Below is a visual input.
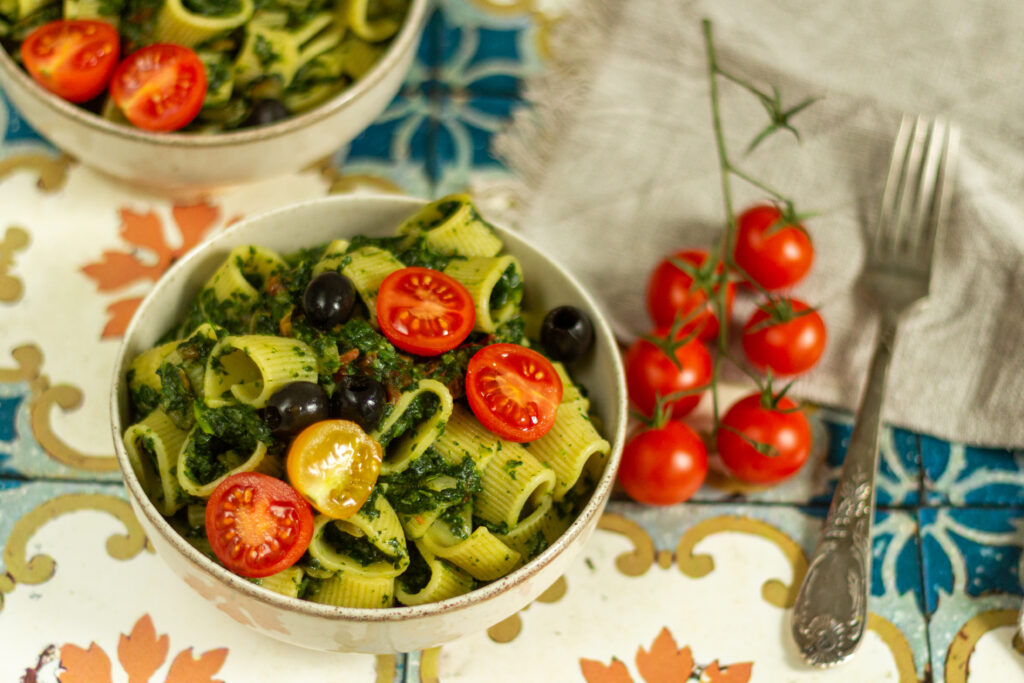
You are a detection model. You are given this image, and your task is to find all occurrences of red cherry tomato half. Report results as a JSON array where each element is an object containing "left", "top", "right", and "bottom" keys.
[
  {"left": 21, "top": 20, "right": 120, "bottom": 103},
  {"left": 742, "top": 298, "right": 826, "bottom": 376},
  {"left": 377, "top": 267, "right": 476, "bottom": 356},
  {"left": 618, "top": 420, "right": 708, "bottom": 505},
  {"left": 646, "top": 249, "right": 735, "bottom": 341},
  {"left": 624, "top": 330, "right": 712, "bottom": 419},
  {"left": 465, "top": 343, "right": 563, "bottom": 442},
  {"left": 734, "top": 204, "right": 814, "bottom": 290},
  {"left": 716, "top": 393, "right": 811, "bottom": 484},
  {"left": 110, "top": 44, "right": 207, "bottom": 131},
  {"left": 205, "top": 472, "right": 314, "bottom": 578}
]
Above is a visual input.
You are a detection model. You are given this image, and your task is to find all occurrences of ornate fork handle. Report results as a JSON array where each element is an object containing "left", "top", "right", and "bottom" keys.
[{"left": 791, "top": 313, "right": 899, "bottom": 666}]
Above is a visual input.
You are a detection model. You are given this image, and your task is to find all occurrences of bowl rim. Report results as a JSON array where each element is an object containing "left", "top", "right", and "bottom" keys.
[
  {"left": 0, "top": 0, "right": 428, "bottom": 148},
  {"left": 110, "top": 193, "right": 628, "bottom": 624}
]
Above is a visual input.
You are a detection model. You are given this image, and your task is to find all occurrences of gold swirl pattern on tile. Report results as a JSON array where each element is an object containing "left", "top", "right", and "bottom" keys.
[
  {"left": 0, "top": 493, "right": 149, "bottom": 611},
  {"left": 486, "top": 576, "right": 568, "bottom": 643},
  {"left": 0, "top": 152, "right": 72, "bottom": 192},
  {"left": 32, "top": 384, "right": 119, "bottom": 471},
  {"left": 597, "top": 513, "right": 656, "bottom": 577},
  {"left": 675, "top": 516, "right": 808, "bottom": 609},
  {"left": 0, "top": 344, "right": 118, "bottom": 472},
  {"left": 309, "top": 157, "right": 403, "bottom": 195},
  {"left": 375, "top": 654, "right": 397, "bottom": 683},
  {"left": 945, "top": 609, "right": 1020, "bottom": 683},
  {"left": 0, "top": 226, "right": 29, "bottom": 303},
  {"left": 865, "top": 613, "right": 917, "bottom": 683}
]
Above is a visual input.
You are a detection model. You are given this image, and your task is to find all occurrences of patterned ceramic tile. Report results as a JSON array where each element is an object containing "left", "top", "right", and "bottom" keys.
[
  {"left": 329, "top": 93, "right": 435, "bottom": 197},
  {"left": 435, "top": 0, "right": 550, "bottom": 96},
  {"left": 919, "top": 507, "right": 1024, "bottom": 681},
  {"left": 0, "top": 480, "right": 406, "bottom": 682},
  {"left": 922, "top": 435, "right": 1024, "bottom": 506},
  {"left": 432, "top": 94, "right": 519, "bottom": 196},
  {"left": 403, "top": 501, "right": 928, "bottom": 682}
]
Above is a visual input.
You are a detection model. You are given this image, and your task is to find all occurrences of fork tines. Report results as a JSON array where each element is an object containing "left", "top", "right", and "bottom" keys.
[{"left": 871, "top": 115, "right": 960, "bottom": 271}]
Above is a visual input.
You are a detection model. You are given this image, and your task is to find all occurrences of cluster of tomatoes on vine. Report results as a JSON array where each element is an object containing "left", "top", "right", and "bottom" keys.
[{"left": 618, "top": 204, "right": 828, "bottom": 505}]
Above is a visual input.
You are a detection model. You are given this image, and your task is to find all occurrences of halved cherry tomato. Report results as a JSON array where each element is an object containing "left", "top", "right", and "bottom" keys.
[
  {"left": 624, "top": 329, "right": 712, "bottom": 419},
  {"left": 286, "top": 419, "right": 383, "bottom": 519},
  {"left": 742, "top": 298, "right": 826, "bottom": 376},
  {"left": 734, "top": 204, "right": 814, "bottom": 290},
  {"left": 465, "top": 343, "right": 563, "bottom": 442},
  {"left": 110, "top": 44, "right": 207, "bottom": 131},
  {"left": 645, "top": 249, "right": 735, "bottom": 341},
  {"left": 205, "top": 472, "right": 314, "bottom": 578},
  {"left": 618, "top": 420, "right": 707, "bottom": 505},
  {"left": 21, "top": 20, "right": 120, "bottom": 103},
  {"left": 716, "top": 393, "right": 811, "bottom": 484},
  {"left": 377, "top": 267, "right": 475, "bottom": 357}
]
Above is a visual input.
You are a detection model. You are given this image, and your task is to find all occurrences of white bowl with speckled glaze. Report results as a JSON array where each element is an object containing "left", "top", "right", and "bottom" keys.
[
  {"left": 0, "top": 0, "right": 428, "bottom": 193},
  {"left": 110, "top": 194, "right": 628, "bottom": 653}
]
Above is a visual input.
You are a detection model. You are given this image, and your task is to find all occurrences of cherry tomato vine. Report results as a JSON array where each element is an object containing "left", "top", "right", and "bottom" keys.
[{"left": 620, "top": 20, "right": 826, "bottom": 500}]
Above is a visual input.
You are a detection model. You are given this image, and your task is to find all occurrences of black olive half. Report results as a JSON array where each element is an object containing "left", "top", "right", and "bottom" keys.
[
  {"left": 330, "top": 374, "right": 387, "bottom": 432},
  {"left": 303, "top": 272, "right": 357, "bottom": 329},
  {"left": 540, "top": 305, "right": 595, "bottom": 362},
  {"left": 263, "top": 382, "right": 329, "bottom": 437},
  {"left": 244, "top": 99, "right": 291, "bottom": 128}
]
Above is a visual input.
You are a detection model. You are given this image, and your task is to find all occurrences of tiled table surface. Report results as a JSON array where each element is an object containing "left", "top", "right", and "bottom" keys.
[{"left": 2, "top": 2, "right": 1024, "bottom": 681}]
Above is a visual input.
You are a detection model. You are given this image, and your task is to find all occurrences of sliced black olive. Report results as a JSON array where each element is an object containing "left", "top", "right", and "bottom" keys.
[
  {"left": 303, "top": 272, "right": 356, "bottom": 329},
  {"left": 263, "top": 382, "right": 329, "bottom": 437},
  {"left": 540, "top": 305, "right": 595, "bottom": 362},
  {"left": 244, "top": 99, "right": 291, "bottom": 128},
  {"left": 330, "top": 374, "right": 387, "bottom": 432}
]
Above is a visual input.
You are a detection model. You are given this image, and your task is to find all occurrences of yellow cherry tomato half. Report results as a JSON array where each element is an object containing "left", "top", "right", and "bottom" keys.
[{"left": 286, "top": 419, "right": 383, "bottom": 519}]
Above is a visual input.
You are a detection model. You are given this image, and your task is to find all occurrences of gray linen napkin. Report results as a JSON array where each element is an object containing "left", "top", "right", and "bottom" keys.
[{"left": 493, "top": 0, "right": 1024, "bottom": 448}]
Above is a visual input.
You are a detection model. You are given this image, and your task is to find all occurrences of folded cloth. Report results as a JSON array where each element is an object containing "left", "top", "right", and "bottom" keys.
[{"left": 493, "top": 0, "right": 1024, "bottom": 448}]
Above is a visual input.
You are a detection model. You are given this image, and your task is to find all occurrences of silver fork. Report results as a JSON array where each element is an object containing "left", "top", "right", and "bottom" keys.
[{"left": 791, "top": 116, "right": 960, "bottom": 667}]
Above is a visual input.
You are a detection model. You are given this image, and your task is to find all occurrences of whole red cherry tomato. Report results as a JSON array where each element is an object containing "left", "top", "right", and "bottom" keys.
[
  {"left": 742, "top": 298, "right": 826, "bottom": 375},
  {"left": 716, "top": 393, "right": 811, "bottom": 484},
  {"left": 645, "top": 249, "right": 735, "bottom": 341},
  {"left": 618, "top": 420, "right": 708, "bottom": 505},
  {"left": 624, "top": 330, "right": 712, "bottom": 419},
  {"left": 734, "top": 204, "right": 813, "bottom": 290}
]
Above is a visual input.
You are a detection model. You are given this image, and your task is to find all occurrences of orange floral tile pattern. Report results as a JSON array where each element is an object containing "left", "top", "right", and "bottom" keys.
[
  {"left": 57, "top": 614, "right": 228, "bottom": 683},
  {"left": 580, "top": 628, "right": 752, "bottom": 683},
  {"left": 80, "top": 203, "right": 221, "bottom": 339}
]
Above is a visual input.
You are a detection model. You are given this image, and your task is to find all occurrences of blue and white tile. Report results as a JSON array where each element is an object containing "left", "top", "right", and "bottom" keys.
[
  {"left": 433, "top": 94, "right": 521, "bottom": 196},
  {"left": 922, "top": 435, "right": 1024, "bottom": 506},
  {"left": 330, "top": 94, "right": 434, "bottom": 197},
  {"left": 919, "top": 506, "right": 1024, "bottom": 681}
]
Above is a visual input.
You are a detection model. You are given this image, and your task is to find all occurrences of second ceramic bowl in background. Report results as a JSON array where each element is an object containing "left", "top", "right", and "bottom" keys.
[{"left": 0, "top": 0, "right": 427, "bottom": 193}]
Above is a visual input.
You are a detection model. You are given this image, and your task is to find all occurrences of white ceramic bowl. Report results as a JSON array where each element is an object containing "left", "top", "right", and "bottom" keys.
[
  {"left": 110, "top": 194, "right": 628, "bottom": 653},
  {"left": 0, "top": 0, "right": 427, "bottom": 193}
]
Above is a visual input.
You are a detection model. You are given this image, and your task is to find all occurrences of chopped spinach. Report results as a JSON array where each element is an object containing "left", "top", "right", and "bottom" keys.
[
  {"left": 127, "top": 370, "right": 161, "bottom": 420},
  {"left": 193, "top": 402, "right": 272, "bottom": 454},
  {"left": 254, "top": 34, "right": 280, "bottom": 68},
  {"left": 489, "top": 264, "right": 523, "bottom": 311},
  {"left": 397, "top": 542, "right": 431, "bottom": 594},
  {"left": 157, "top": 362, "right": 193, "bottom": 421},
  {"left": 380, "top": 452, "right": 481, "bottom": 515},
  {"left": 377, "top": 392, "right": 439, "bottom": 449},
  {"left": 524, "top": 531, "right": 549, "bottom": 558},
  {"left": 322, "top": 521, "right": 401, "bottom": 567}
]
